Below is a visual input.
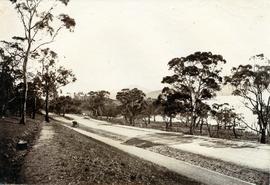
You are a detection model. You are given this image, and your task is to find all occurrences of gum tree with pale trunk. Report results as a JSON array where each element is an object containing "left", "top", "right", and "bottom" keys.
[
  {"left": 161, "top": 51, "right": 226, "bottom": 134},
  {"left": 35, "top": 48, "right": 76, "bottom": 122},
  {"left": 9, "top": 0, "right": 75, "bottom": 124},
  {"left": 225, "top": 54, "right": 270, "bottom": 143}
]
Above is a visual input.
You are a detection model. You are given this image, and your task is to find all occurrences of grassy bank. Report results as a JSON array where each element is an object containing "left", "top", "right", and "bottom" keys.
[{"left": 0, "top": 116, "right": 42, "bottom": 183}]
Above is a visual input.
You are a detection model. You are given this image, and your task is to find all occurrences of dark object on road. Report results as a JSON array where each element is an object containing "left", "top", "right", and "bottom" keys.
[
  {"left": 17, "top": 140, "right": 28, "bottom": 150},
  {"left": 72, "top": 121, "right": 79, "bottom": 127}
]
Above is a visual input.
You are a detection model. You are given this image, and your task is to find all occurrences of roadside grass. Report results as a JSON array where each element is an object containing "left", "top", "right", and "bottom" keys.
[{"left": 0, "top": 115, "right": 42, "bottom": 183}]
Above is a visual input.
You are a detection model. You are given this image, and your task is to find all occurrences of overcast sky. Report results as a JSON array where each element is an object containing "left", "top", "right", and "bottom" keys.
[{"left": 1, "top": 0, "right": 270, "bottom": 94}]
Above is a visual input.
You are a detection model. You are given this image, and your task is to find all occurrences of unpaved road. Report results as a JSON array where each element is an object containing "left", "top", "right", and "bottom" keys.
[
  {"left": 56, "top": 114, "right": 270, "bottom": 173},
  {"left": 53, "top": 114, "right": 270, "bottom": 185}
]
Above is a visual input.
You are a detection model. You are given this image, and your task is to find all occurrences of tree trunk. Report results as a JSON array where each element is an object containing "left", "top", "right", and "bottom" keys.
[
  {"left": 185, "top": 116, "right": 189, "bottom": 127},
  {"left": 199, "top": 119, "right": 204, "bottom": 135},
  {"left": 144, "top": 118, "right": 147, "bottom": 126},
  {"left": 195, "top": 118, "right": 200, "bottom": 128},
  {"left": 45, "top": 89, "right": 49, "bottom": 122},
  {"left": 124, "top": 115, "right": 128, "bottom": 124},
  {"left": 1, "top": 105, "right": 5, "bottom": 118},
  {"left": 20, "top": 42, "right": 31, "bottom": 124},
  {"left": 232, "top": 119, "right": 238, "bottom": 138},
  {"left": 169, "top": 116, "right": 172, "bottom": 129},
  {"left": 20, "top": 66, "right": 28, "bottom": 124},
  {"left": 165, "top": 122, "right": 169, "bottom": 131},
  {"left": 32, "top": 96, "right": 36, "bottom": 119},
  {"left": 206, "top": 122, "right": 212, "bottom": 137},
  {"left": 217, "top": 121, "right": 220, "bottom": 138},
  {"left": 190, "top": 116, "right": 196, "bottom": 135},
  {"left": 129, "top": 117, "right": 133, "bottom": 125},
  {"left": 153, "top": 115, "right": 156, "bottom": 123},
  {"left": 62, "top": 106, "right": 66, "bottom": 117},
  {"left": 148, "top": 115, "right": 150, "bottom": 125},
  {"left": 260, "top": 128, "right": 266, "bottom": 144}
]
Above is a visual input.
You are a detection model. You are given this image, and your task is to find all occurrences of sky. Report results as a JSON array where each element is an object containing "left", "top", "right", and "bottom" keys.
[{"left": 1, "top": 0, "right": 270, "bottom": 94}]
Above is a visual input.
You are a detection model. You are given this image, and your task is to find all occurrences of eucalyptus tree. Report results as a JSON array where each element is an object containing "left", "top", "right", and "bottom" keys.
[
  {"left": 50, "top": 95, "right": 73, "bottom": 116},
  {"left": 142, "top": 98, "right": 159, "bottom": 126},
  {"left": 161, "top": 52, "right": 226, "bottom": 134},
  {"left": 211, "top": 103, "right": 243, "bottom": 138},
  {"left": 225, "top": 54, "right": 270, "bottom": 143},
  {"left": 102, "top": 100, "right": 120, "bottom": 120},
  {"left": 86, "top": 90, "right": 110, "bottom": 117},
  {"left": 157, "top": 88, "right": 186, "bottom": 130},
  {"left": 27, "top": 78, "right": 43, "bottom": 119},
  {"left": 9, "top": 0, "right": 75, "bottom": 124},
  {"left": 36, "top": 48, "right": 76, "bottom": 122},
  {"left": 116, "top": 88, "right": 145, "bottom": 125},
  {"left": 211, "top": 103, "right": 231, "bottom": 137}
]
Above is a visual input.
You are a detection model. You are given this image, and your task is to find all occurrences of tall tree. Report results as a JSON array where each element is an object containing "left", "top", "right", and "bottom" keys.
[
  {"left": 9, "top": 0, "right": 75, "bottom": 124},
  {"left": 51, "top": 96, "right": 72, "bottom": 116},
  {"left": 211, "top": 103, "right": 243, "bottom": 138},
  {"left": 26, "top": 79, "right": 42, "bottom": 119},
  {"left": 157, "top": 88, "right": 185, "bottom": 130},
  {"left": 116, "top": 88, "right": 145, "bottom": 125},
  {"left": 86, "top": 91, "right": 110, "bottom": 117},
  {"left": 36, "top": 48, "right": 76, "bottom": 122},
  {"left": 211, "top": 103, "right": 231, "bottom": 137},
  {"left": 225, "top": 54, "right": 270, "bottom": 143},
  {"left": 142, "top": 98, "right": 159, "bottom": 126},
  {"left": 102, "top": 100, "right": 120, "bottom": 120},
  {"left": 161, "top": 51, "right": 226, "bottom": 134}
]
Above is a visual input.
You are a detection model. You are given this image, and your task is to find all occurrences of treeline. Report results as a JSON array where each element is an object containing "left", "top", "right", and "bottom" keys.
[
  {"left": 3, "top": 45, "right": 269, "bottom": 143},
  {"left": 50, "top": 52, "right": 270, "bottom": 144}
]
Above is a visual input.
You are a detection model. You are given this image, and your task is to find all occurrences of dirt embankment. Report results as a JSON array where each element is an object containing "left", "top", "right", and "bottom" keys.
[
  {"left": 20, "top": 121, "right": 202, "bottom": 185},
  {"left": 0, "top": 116, "right": 42, "bottom": 183}
]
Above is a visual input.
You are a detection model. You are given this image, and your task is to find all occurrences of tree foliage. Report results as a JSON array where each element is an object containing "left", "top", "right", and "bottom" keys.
[
  {"left": 141, "top": 98, "right": 161, "bottom": 126},
  {"left": 116, "top": 88, "right": 145, "bottom": 125},
  {"left": 35, "top": 48, "right": 76, "bottom": 122},
  {"left": 211, "top": 103, "right": 243, "bottom": 138},
  {"left": 85, "top": 90, "right": 110, "bottom": 117},
  {"left": 50, "top": 95, "right": 81, "bottom": 116},
  {"left": 8, "top": 0, "right": 75, "bottom": 124},
  {"left": 161, "top": 51, "right": 226, "bottom": 134},
  {"left": 225, "top": 54, "right": 270, "bottom": 143}
]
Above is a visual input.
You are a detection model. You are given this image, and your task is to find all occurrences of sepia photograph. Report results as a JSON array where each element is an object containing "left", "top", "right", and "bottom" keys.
[{"left": 0, "top": 0, "right": 270, "bottom": 184}]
